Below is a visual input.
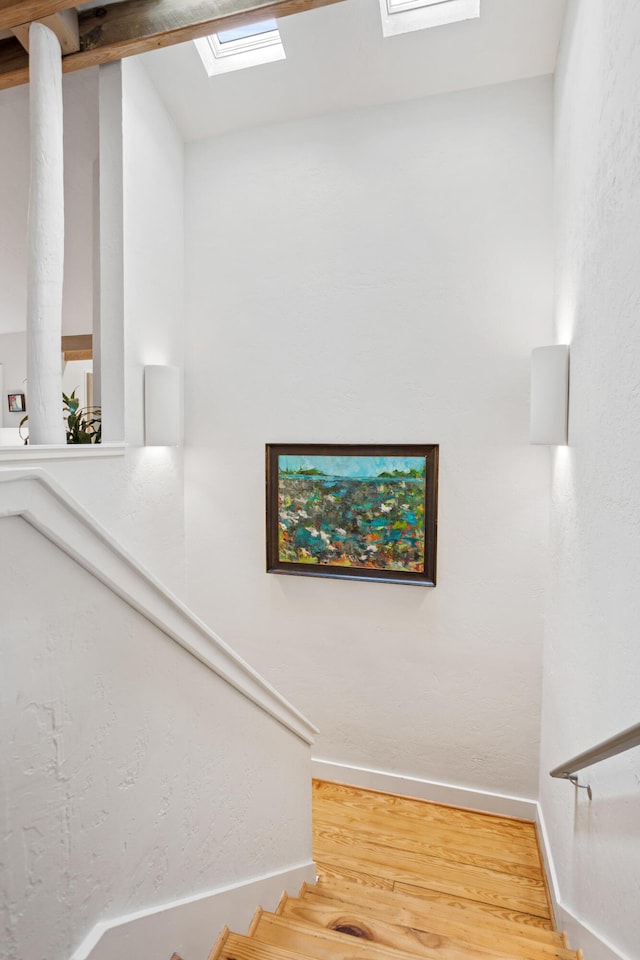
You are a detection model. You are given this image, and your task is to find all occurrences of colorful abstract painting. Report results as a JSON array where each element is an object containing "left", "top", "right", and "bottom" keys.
[{"left": 266, "top": 445, "right": 438, "bottom": 585}]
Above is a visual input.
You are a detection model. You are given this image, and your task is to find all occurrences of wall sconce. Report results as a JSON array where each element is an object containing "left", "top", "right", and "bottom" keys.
[
  {"left": 144, "top": 365, "right": 181, "bottom": 446},
  {"left": 530, "top": 345, "right": 569, "bottom": 445}
]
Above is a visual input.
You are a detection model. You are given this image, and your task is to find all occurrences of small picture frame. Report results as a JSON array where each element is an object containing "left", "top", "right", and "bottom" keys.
[
  {"left": 7, "top": 393, "right": 25, "bottom": 414},
  {"left": 266, "top": 443, "right": 439, "bottom": 586}
]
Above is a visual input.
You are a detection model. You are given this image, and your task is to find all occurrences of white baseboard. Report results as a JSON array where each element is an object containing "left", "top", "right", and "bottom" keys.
[
  {"left": 71, "top": 861, "right": 317, "bottom": 960},
  {"left": 555, "top": 903, "right": 628, "bottom": 960},
  {"left": 312, "top": 758, "right": 538, "bottom": 820},
  {"left": 536, "top": 807, "right": 627, "bottom": 960}
]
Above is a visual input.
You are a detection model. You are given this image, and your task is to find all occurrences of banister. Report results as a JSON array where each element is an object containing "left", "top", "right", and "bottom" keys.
[
  {"left": 0, "top": 468, "right": 319, "bottom": 745},
  {"left": 550, "top": 720, "right": 640, "bottom": 798}
]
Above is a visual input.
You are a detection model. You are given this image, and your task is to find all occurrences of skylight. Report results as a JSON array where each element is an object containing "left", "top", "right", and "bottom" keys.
[
  {"left": 194, "top": 18, "right": 285, "bottom": 77},
  {"left": 379, "top": 0, "right": 480, "bottom": 38},
  {"left": 216, "top": 19, "right": 277, "bottom": 43}
]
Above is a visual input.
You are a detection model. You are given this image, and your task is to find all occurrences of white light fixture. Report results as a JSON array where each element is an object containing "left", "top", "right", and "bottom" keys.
[
  {"left": 530, "top": 345, "right": 569, "bottom": 445},
  {"left": 144, "top": 365, "right": 181, "bottom": 446}
]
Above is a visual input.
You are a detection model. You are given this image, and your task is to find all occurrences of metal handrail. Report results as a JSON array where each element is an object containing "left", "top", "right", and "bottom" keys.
[{"left": 550, "top": 720, "right": 640, "bottom": 799}]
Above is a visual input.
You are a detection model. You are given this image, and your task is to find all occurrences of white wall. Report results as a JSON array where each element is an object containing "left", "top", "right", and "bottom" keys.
[
  {"left": 0, "top": 70, "right": 98, "bottom": 336},
  {"left": 0, "top": 85, "right": 28, "bottom": 334},
  {"left": 121, "top": 57, "right": 185, "bottom": 449},
  {"left": 0, "top": 59, "right": 187, "bottom": 595},
  {"left": 184, "top": 75, "right": 554, "bottom": 799},
  {"left": 0, "top": 332, "right": 27, "bottom": 429},
  {"left": 539, "top": 2, "right": 640, "bottom": 957},
  {"left": 0, "top": 514, "right": 312, "bottom": 960}
]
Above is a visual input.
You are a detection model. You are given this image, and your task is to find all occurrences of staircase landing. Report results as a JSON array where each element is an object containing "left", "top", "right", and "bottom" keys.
[{"left": 209, "top": 779, "right": 581, "bottom": 960}]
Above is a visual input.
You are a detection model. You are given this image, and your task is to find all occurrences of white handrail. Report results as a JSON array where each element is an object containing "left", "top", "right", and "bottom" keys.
[{"left": 0, "top": 468, "right": 318, "bottom": 744}]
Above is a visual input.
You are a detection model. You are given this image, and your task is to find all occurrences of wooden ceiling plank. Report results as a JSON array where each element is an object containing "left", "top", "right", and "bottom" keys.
[
  {"left": 62, "top": 334, "right": 93, "bottom": 352},
  {"left": 0, "top": 1, "right": 79, "bottom": 33},
  {"left": 74, "top": 0, "right": 344, "bottom": 62},
  {"left": 0, "top": 0, "right": 344, "bottom": 89},
  {"left": 8, "top": 22, "right": 28, "bottom": 50},
  {"left": 63, "top": 349, "right": 92, "bottom": 361}
]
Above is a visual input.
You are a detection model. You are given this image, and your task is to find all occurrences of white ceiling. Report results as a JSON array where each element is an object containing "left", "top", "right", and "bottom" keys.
[{"left": 139, "top": 0, "right": 567, "bottom": 142}]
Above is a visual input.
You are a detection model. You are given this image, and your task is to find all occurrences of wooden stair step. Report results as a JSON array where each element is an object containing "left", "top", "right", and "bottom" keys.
[
  {"left": 312, "top": 861, "right": 395, "bottom": 891},
  {"left": 312, "top": 782, "right": 539, "bottom": 847},
  {"left": 314, "top": 851, "right": 550, "bottom": 919},
  {"left": 212, "top": 931, "right": 307, "bottom": 960},
  {"left": 209, "top": 926, "right": 231, "bottom": 960},
  {"left": 248, "top": 909, "right": 544, "bottom": 960},
  {"left": 312, "top": 799, "right": 540, "bottom": 860},
  {"left": 303, "top": 882, "right": 559, "bottom": 944},
  {"left": 313, "top": 819, "right": 544, "bottom": 890},
  {"left": 215, "top": 929, "right": 399, "bottom": 960},
  {"left": 306, "top": 878, "right": 559, "bottom": 940},
  {"left": 314, "top": 822, "right": 546, "bottom": 884},
  {"left": 313, "top": 811, "right": 544, "bottom": 876},
  {"left": 393, "top": 878, "right": 554, "bottom": 926},
  {"left": 282, "top": 892, "right": 574, "bottom": 960}
]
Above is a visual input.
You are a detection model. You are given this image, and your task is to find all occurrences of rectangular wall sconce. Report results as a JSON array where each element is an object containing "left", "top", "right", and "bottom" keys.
[
  {"left": 144, "top": 365, "right": 182, "bottom": 446},
  {"left": 530, "top": 345, "right": 570, "bottom": 445}
]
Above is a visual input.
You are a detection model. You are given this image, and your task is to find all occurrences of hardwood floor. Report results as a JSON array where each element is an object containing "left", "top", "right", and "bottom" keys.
[{"left": 210, "top": 780, "right": 580, "bottom": 960}]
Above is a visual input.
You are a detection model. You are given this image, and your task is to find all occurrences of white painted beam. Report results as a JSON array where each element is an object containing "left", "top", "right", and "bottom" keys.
[{"left": 26, "top": 21, "right": 66, "bottom": 445}]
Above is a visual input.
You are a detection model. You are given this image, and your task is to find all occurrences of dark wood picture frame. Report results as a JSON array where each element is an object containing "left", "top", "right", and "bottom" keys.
[{"left": 266, "top": 443, "right": 438, "bottom": 586}]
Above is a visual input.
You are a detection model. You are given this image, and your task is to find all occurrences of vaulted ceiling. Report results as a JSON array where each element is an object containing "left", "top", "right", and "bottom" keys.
[
  {"left": 0, "top": 0, "right": 566, "bottom": 140},
  {"left": 140, "top": 0, "right": 566, "bottom": 141}
]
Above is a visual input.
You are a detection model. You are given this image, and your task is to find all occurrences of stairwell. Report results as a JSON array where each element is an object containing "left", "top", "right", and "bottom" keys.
[{"left": 207, "top": 780, "right": 581, "bottom": 960}]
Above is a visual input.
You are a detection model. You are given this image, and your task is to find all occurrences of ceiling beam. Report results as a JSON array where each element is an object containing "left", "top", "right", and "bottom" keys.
[
  {"left": 77, "top": 0, "right": 346, "bottom": 60},
  {"left": 0, "top": 36, "right": 27, "bottom": 87},
  {"left": 0, "top": 0, "right": 344, "bottom": 90},
  {"left": 12, "top": 9, "right": 80, "bottom": 54},
  {"left": 0, "top": 1, "right": 79, "bottom": 33}
]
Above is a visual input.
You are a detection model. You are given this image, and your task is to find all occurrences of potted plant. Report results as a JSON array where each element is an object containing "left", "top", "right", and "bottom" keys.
[{"left": 19, "top": 389, "right": 102, "bottom": 444}]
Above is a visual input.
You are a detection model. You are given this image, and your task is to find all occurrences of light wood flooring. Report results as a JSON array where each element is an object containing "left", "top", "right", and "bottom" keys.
[{"left": 209, "top": 779, "right": 581, "bottom": 960}]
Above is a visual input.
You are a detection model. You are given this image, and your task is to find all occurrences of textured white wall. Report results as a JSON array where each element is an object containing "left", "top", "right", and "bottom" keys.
[
  {"left": 49, "top": 58, "right": 185, "bottom": 591},
  {"left": 184, "top": 76, "right": 554, "bottom": 798},
  {"left": 0, "top": 515, "right": 312, "bottom": 960},
  {"left": 121, "top": 58, "right": 185, "bottom": 449},
  {"left": 0, "top": 70, "right": 97, "bottom": 337},
  {"left": 0, "top": 60, "right": 187, "bottom": 595},
  {"left": 539, "top": 2, "right": 640, "bottom": 957}
]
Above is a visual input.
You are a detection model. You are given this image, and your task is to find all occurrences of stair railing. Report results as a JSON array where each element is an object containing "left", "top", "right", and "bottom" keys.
[{"left": 550, "top": 720, "right": 640, "bottom": 799}]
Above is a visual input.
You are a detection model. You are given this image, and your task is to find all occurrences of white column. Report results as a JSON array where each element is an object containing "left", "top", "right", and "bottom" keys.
[{"left": 26, "top": 21, "right": 65, "bottom": 445}]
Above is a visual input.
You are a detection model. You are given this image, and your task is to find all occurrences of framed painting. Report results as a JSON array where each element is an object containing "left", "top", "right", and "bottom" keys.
[
  {"left": 266, "top": 443, "right": 438, "bottom": 585},
  {"left": 7, "top": 392, "right": 25, "bottom": 413}
]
